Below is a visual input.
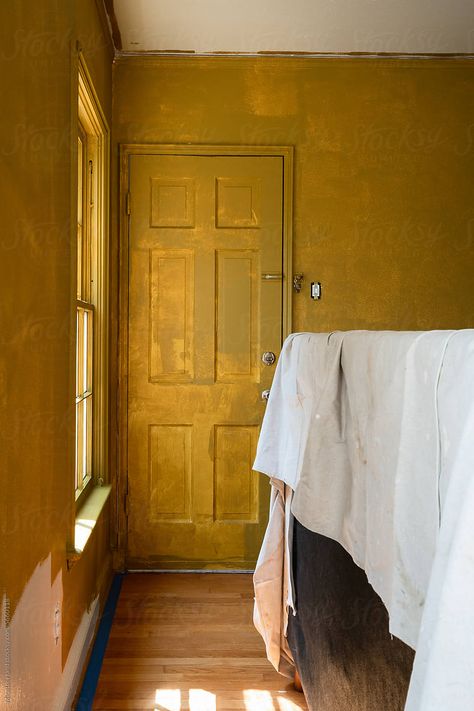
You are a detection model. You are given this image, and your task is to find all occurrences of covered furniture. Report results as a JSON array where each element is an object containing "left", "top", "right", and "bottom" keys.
[{"left": 253, "top": 330, "right": 474, "bottom": 711}]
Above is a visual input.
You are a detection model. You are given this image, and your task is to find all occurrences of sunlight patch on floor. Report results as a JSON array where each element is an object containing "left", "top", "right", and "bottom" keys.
[
  {"left": 154, "top": 687, "right": 305, "bottom": 711},
  {"left": 243, "top": 689, "right": 275, "bottom": 710},
  {"left": 189, "top": 689, "right": 217, "bottom": 710},
  {"left": 276, "top": 694, "right": 306, "bottom": 711},
  {"left": 155, "top": 688, "right": 181, "bottom": 711},
  {"left": 155, "top": 688, "right": 216, "bottom": 711}
]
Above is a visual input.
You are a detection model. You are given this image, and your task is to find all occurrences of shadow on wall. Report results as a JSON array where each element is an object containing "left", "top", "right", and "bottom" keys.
[{"left": 0, "top": 556, "right": 100, "bottom": 711}]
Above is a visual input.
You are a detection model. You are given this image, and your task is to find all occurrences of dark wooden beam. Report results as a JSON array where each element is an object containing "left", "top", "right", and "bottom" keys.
[{"left": 102, "top": 0, "right": 122, "bottom": 52}]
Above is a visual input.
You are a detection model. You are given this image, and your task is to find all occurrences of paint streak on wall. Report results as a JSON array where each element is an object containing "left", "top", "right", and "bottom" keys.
[
  {"left": 108, "top": 56, "right": 474, "bottom": 575},
  {"left": 0, "top": 0, "right": 113, "bottom": 705},
  {"left": 112, "top": 56, "right": 474, "bottom": 341},
  {"left": 0, "top": 556, "right": 101, "bottom": 710},
  {"left": 1, "top": 557, "right": 63, "bottom": 710}
]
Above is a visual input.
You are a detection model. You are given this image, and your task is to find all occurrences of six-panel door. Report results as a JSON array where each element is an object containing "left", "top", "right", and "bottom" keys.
[{"left": 127, "top": 154, "right": 283, "bottom": 569}]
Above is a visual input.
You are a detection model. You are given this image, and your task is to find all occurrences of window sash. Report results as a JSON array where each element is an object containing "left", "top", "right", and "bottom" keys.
[
  {"left": 75, "top": 117, "right": 95, "bottom": 497},
  {"left": 75, "top": 303, "right": 94, "bottom": 494},
  {"left": 77, "top": 126, "right": 94, "bottom": 304}
]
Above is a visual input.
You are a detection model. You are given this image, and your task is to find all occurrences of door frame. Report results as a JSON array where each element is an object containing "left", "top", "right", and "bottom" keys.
[{"left": 114, "top": 144, "right": 294, "bottom": 569}]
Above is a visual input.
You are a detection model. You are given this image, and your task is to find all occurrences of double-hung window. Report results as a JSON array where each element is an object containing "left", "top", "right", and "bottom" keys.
[
  {"left": 76, "top": 123, "right": 94, "bottom": 495},
  {"left": 75, "top": 56, "right": 109, "bottom": 508}
]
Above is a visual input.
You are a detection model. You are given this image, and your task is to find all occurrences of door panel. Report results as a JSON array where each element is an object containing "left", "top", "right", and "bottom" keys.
[
  {"left": 148, "top": 424, "right": 192, "bottom": 522},
  {"left": 127, "top": 154, "right": 283, "bottom": 569},
  {"left": 149, "top": 249, "right": 194, "bottom": 381},
  {"left": 214, "top": 424, "right": 260, "bottom": 522},
  {"left": 216, "top": 249, "right": 259, "bottom": 382}
]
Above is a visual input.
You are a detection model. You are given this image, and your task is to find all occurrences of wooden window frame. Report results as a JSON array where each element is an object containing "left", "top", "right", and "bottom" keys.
[{"left": 75, "top": 54, "right": 110, "bottom": 511}]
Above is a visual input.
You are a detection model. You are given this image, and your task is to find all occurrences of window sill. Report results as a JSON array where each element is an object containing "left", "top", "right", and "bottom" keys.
[{"left": 67, "top": 484, "right": 112, "bottom": 570}]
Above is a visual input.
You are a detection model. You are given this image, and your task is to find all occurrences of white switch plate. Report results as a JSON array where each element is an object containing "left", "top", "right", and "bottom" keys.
[{"left": 311, "top": 282, "right": 322, "bottom": 300}]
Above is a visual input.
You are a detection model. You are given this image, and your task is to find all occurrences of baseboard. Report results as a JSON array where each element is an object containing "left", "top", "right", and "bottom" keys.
[
  {"left": 55, "top": 557, "right": 114, "bottom": 711},
  {"left": 53, "top": 595, "right": 100, "bottom": 711}
]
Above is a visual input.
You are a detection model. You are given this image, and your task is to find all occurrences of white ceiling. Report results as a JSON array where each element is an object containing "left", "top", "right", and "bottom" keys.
[{"left": 113, "top": 0, "right": 474, "bottom": 54}]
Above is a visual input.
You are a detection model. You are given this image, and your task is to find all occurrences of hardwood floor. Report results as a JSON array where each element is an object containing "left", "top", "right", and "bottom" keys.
[{"left": 93, "top": 573, "right": 307, "bottom": 711}]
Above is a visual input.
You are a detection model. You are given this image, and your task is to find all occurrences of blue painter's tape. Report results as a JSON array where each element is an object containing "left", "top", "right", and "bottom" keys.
[{"left": 75, "top": 573, "right": 124, "bottom": 710}]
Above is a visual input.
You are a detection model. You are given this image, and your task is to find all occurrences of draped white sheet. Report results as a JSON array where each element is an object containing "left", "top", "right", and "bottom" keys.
[
  {"left": 253, "top": 478, "right": 295, "bottom": 678},
  {"left": 404, "top": 330, "right": 474, "bottom": 710},
  {"left": 253, "top": 330, "right": 474, "bottom": 710},
  {"left": 253, "top": 332, "right": 337, "bottom": 675}
]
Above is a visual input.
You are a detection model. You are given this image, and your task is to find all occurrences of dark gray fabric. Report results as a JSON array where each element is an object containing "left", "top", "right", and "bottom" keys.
[{"left": 287, "top": 518, "right": 414, "bottom": 711}]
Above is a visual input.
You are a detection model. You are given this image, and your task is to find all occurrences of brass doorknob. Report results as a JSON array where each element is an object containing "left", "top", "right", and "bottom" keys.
[
  {"left": 261, "top": 389, "right": 271, "bottom": 401},
  {"left": 261, "top": 351, "right": 276, "bottom": 366}
]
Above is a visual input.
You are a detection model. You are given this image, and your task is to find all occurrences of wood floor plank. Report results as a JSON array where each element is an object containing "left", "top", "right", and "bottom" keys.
[{"left": 92, "top": 574, "right": 306, "bottom": 711}]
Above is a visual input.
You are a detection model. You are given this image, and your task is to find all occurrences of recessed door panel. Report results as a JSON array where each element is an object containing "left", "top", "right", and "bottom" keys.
[
  {"left": 215, "top": 249, "right": 259, "bottom": 382},
  {"left": 214, "top": 425, "right": 259, "bottom": 522},
  {"left": 216, "top": 178, "right": 261, "bottom": 228},
  {"left": 149, "top": 424, "right": 192, "bottom": 522},
  {"left": 150, "top": 178, "right": 195, "bottom": 228},
  {"left": 149, "top": 249, "right": 194, "bottom": 382}
]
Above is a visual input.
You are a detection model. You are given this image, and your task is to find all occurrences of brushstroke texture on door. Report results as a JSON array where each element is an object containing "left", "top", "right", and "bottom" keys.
[{"left": 127, "top": 154, "right": 283, "bottom": 568}]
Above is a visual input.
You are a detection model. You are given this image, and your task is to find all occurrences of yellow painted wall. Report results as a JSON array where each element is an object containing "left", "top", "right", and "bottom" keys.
[
  {"left": 0, "top": 0, "right": 113, "bottom": 705},
  {"left": 112, "top": 56, "right": 474, "bottom": 338},
  {"left": 1, "top": 22, "right": 473, "bottom": 706}
]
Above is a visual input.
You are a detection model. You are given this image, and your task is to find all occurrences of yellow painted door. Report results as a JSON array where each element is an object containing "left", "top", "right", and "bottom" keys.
[{"left": 127, "top": 154, "right": 283, "bottom": 569}]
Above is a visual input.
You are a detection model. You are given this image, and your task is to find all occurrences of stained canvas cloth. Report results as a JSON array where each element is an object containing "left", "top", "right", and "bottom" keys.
[
  {"left": 253, "top": 329, "right": 474, "bottom": 710},
  {"left": 291, "top": 330, "right": 458, "bottom": 648},
  {"left": 253, "top": 332, "right": 342, "bottom": 675},
  {"left": 253, "top": 331, "right": 340, "bottom": 490},
  {"left": 252, "top": 478, "right": 295, "bottom": 678}
]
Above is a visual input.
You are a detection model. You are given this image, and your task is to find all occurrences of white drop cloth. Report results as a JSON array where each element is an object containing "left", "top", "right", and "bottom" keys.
[
  {"left": 253, "top": 478, "right": 295, "bottom": 678},
  {"left": 253, "top": 329, "right": 474, "bottom": 710},
  {"left": 404, "top": 330, "right": 474, "bottom": 710},
  {"left": 253, "top": 332, "right": 340, "bottom": 675}
]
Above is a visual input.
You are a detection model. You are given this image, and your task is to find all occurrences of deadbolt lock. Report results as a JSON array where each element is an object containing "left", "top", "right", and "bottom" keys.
[{"left": 261, "top": 351, "right": 276, "bottom": 366}]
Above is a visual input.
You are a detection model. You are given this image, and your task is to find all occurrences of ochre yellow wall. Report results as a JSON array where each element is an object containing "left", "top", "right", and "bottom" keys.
[
  {"left": 0, "top": 0, "right": 113, "bottom": 704},
  {"left": 1, "top": 24, "right": 473, "bottom": 706},
  {"left": 112, "top": 56, "right": 474, "bottom": 337}
]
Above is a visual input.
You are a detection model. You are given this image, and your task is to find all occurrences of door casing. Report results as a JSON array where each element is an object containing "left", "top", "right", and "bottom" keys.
[{"left": 114, "top": 144, "right": 294, "bottom": 569}]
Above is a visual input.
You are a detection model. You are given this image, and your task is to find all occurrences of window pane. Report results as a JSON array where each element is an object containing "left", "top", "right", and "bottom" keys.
[
  {"left": 87, "top": 308, "right": 93, "bottom": 393},
  {"left": 83, "top": 310, "right": 88, "bottom": 391},
  {"left": 76, "top": 399, "right": 84, "bottom": 491},
  {"left": 86, "top": 395, "right": 93, "bottom": 476},
  {"left": 76, "top": 310, "right": 80, "bottom": 399},
  {"left": 82, "top": 398, "right": 87, "bottom": 480},
  {"left": 77, "top": 224, "right": 82, "bottom": 300},
  {"left": 77, "top": 135, "right": 84, "bottom": 299},
  {"left": 77, "top": 136, "right": 83, "bottom": 224},
  {"left": 76, "top": 296, "right": 94, "bottom": 490},
  {"left": 76, "top": 308, "right": 84, "bottom": 397},
  {"left": 83, "top": 156, "right": 93, "bottom": 303}
]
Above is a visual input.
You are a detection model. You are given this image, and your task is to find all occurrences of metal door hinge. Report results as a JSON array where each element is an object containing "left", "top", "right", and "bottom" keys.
[{"left": 126, "top": 192, "right": 131, "bottom": 215}]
